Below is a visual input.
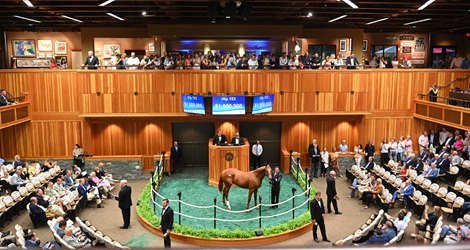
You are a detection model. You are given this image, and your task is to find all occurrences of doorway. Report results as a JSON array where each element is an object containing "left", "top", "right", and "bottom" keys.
[
  {"left": 171, "top": 122, "right": 215, "bottom": 168},
  {"left": 239, "top": 122, "right": 281, "bottom": 168}
]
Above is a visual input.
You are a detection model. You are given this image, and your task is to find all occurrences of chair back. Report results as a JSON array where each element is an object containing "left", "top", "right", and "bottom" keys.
[
  {"left": 437, "top": 187, "right": 448, "bottom": 198},
  {"left": 454, "top": 181, "right": 465, "bottom": 191}
]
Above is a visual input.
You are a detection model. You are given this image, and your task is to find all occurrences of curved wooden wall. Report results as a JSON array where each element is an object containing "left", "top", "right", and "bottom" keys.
[{"left": 0, "top": 69, "right": 468, "bottom": 159}]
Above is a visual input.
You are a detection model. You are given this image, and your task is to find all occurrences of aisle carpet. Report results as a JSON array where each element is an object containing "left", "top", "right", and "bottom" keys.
[{"left": 154, "top": 174, "right": 309, "bottom": 230}]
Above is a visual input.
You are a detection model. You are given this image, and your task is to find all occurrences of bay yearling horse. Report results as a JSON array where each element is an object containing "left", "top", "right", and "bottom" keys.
[{"left": 218, "top": 165, "right": 272, "bottom": 210}]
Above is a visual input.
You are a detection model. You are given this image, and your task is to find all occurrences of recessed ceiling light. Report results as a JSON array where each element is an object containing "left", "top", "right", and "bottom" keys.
[
  {"left": 22, "top": 0, "right": 34, "bottom": 7},
  {"left": 107, "top": 13, "right": 124, "bottom": 21},
  {"left": 99, "top": 0, "right": 116, "bottom": 7},
  {"left": 142, "top": 11, "right": 147, "bottom": 16},
  {"left": 417, "top": 0, "right": 435, "bottom": 11},
  {"left": 403, "top": 18, "right": 432, "bottom": 26},
  {"left": 61, "top": 15, "right": 83, "bottom": 23},
  {"left": 226, "top": 16, "right": 230, "bottom": 19},
  {"left": 366, "top": 17, "right": 389, "bottom": 25},
  {"left": 342, "top": 0, "right": 359, "bottom": 9},
  {"left": 13, "top": 15, "right": 41, "bottom": 23},
  {"left": 307, "top": 12, "right": 313, "bottom": 17},
  {"left": 329, "top": 15, "right": 347, "bottom": 23}
]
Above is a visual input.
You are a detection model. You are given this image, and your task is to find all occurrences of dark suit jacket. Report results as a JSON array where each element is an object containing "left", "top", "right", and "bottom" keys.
[
  {"left": 37, "top": 196, "right": 50, "bottom": 208},
  {"left": 429, "top": 133, "right": 439, "bottom": 147},
  {"left": 83, "top": 56, "right": 99, "bottom": 69},
  {"left": 29, "top": 203, "right": 46, "bottom": 216},
  {"left": 170, "top": 146, "right": 181, "bottom": 161},
  {"left": 160, "top": 206, "right": 174, "bottom": 233},
  {"left": 365, "top": 144, "right": 375, "bottom": 157},
  {"left": 308, "top": 144, "right": 320, "bottom": 163},
  {"left": 326, "top": 176, "right": 337, "bottom": 197},
  {"left": 231, "top": 137, "right": 245, "bottom": 145},
  {"left": 310, "top": 198, "right": 325, "bottom": 221},
  {"left": 0, "top": 95, "right": 12, "bottom": 106},
  {"left": 405, "top": 158, "right": 417, "bottom": 168},
  {"left": 438, "top": 159, "right": 450, "bottom": 173},
  {"left": 443, "top": 137, "right": 455, "bottom": 147},
  {"left": 116, "top": 185, "right": 132, "bottom": 209},
  {"left": 77, "top": 184, "right": 89, "bottom": 197},
  {"left": 213, "top": 134, "right": 227, "bottom": 145},
  {"left": 271, "top": 172, "right": 282, "bottom": 189},
  {"left": 25, "top": 240, "right": 41, "bottom": 248},
  {"left": 346, "top": 56, "right": 360, "bottom": 66}
]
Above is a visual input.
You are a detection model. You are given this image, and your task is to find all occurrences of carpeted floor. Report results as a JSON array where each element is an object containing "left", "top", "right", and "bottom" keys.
[
  {"left": 155, "top": 176, "right": 309, "bottom": 230},
  {"left": 1, "top": 168, "right": 454, "bottom": 248}
]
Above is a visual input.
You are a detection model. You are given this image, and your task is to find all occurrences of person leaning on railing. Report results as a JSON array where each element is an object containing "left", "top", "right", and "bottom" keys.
[{"left": 0, "top": 89, "right": 16, "bottom": 106}]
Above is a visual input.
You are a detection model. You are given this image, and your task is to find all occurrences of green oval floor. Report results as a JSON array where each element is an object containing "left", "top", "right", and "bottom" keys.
[{"left": 153, "top": 173, "right": 309, "bottom": 230}]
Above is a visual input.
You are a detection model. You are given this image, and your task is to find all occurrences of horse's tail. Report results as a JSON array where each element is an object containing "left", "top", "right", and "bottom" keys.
[{"left": 218, "top": 175, "right": 224, "bottom": 192}]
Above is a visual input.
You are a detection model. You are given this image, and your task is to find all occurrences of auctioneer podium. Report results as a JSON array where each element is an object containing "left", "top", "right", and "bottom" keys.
[{"left": 208, "top": 138, "right": 250, "bottom": 186}]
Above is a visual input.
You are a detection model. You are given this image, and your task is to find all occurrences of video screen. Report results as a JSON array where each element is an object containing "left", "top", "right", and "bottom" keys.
[
  {"left": 252, "top": 94, "right": 274, "bottom": 114},
  {"left": 212, "top": 96, "right": 246, "bottom": 115},
  {"left": 182, "top": 94, "right": 206, "bottom": 115}
]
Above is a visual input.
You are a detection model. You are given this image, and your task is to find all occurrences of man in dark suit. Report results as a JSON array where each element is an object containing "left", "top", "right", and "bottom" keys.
[
  {"left": 310, "top": 192, "right": 330, "bottom": 243},
  {"left": 364, "top": 156, "right": 376, "bottom": 171},
  {"left": 115, "top": 180, "right": 132, "bottom": 229},
  {"left": 170, "top": 141, "right": 182, "bottom": 174},
  {"left": 159, "top": 198, "right": 174, "bottom": 248},
  {"left": 428, "top": 129, "right": 439, "bottom": 151},
  {"left": 82, "top": 51, "right": 99, "bottom": 70},
  {"left": 405, "top": 154, "right": 418, "bottom": 168},
  {"left": 271, "top": 166, "right": 282, "bottom": 208},
  {"left": 308, "top": 139, "right": 321, "bottom": 178},
  {"left": 0, "top": 89, "right": 13, "bottom": 106},
  {"left": 231, "top": 132, "right": 245, "bottom": 146},
  {"left": 438, "top": 153, "right": 451, "bottom": 174},
  {"left": 28, "top": 197, "right": 48, "bottom": 225},
  {"left": 346, "top": 53, "right": 360, "bottom": 69},
  {"left": 326, "top": 171, "right": 342, "bottom": 214},
  {"left": 213, "top": 130, "right": 227, "bottom": 145}
]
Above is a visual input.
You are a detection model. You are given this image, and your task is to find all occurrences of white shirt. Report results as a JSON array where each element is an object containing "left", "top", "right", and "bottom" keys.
[
  {"left": 248, "top": 59, "right": 258, "bottom": 69},
  {"left": 252, "top": 144, "right": 263, "bottom": 156},
  {"left": 439, "top": 131, "right": 449, "bottom": 145},
  {"left": 279, "top": 56, "right": 288, "bottom": 66},
  {"left": 126, "top": 57, "right": 140, "bottom": 70},
  {"left": 381, "top": 143, "right": 389, "bottom": 153},
  {"left": 418, "top": 135, "right": 429, "bottom": 148},
  {"left": 389, "top": 142, "right": 397, "bottom": 151},
  {"left": 397, "top": 141, "right": 405, "bottom": 153},
  {"left": 321, "top": 151, "right": 329, "bottom": 168}
]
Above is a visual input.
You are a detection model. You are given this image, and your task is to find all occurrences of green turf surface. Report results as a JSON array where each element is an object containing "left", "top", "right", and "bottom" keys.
[{"left": 153, "top": 174, "right": 309, "bottom": 230}]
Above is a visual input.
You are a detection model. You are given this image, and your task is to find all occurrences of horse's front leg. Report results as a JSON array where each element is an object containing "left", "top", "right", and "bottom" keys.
[
  {"left": 225, "top": 186, "right": 232, "bottom": 210},
  {"left": 246, "top": 189, "right": 253, "bottom": 209},
  {"left": 254, "top": 188, "right": 258, "bottom": 206}
]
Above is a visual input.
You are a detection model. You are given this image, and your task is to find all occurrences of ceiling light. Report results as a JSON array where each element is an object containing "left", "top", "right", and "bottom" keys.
[
  {"left": 99, "top": 0, "right": 116, "bottom": 7},
  {"left": 226, "top": 16, "right": 230, "bottom": 19},
  {"left": 403, "top": 18, "right": 432, "bottom": 25},
  {"left": 329, "top": 15, "right": 347, "bottom": 22},
  {"left": 107, "top": 13, "right": 124, "bottom": 21},
  {"left": 342, "top": 0, "right": 359, "bottom": 9},
  {"left": 61, "top": 15, "right": 83, "bottom": 23},
  {"left": 142, "top": 11, "right": 147, "bottom": 16},
  {"left": 417, "top": 0, "right": 435, "bottom": 11},
  {"left": 13, "top": 15, "right": 41, "bottom": 23},
  {"left": 22, "top": 0, "right": 34, "bottom": 7},
  {"left": 366, "top": 17, "right": 389, "bottom": 25},
  {"left": 307, "top": 12, "right": 313, "bottom": 17}
]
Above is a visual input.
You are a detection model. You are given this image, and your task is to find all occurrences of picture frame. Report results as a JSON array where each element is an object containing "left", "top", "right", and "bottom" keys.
[
  {"left": 46, "top": 53, "right": 53, "bottom": 58},
  {"left": 37, "top": 40, "right": 53, "bottom": 52},
  {"left": 339, "top": 39, "right": 347, "bottom": 52},
  {"left": 348, "top": 39, "right": 353, "bottom": 51},
  {"left": 54, "top": 41, "right": 67, "bottom": 54},
  {"left": 16, "top": 59, "right": 50, "bottom": 68},
  {"left": 148, "top": 42, "right": 155, "bottom": 52},
  {"left": 38, "top": 52, "right": 46, "bottom": 58},
  {"left": 55, "top": 56, "right": 67, "bottom": 67},
  {"left": 362, "top": 40, "right": 368, "bottom": 52},
  {"left": 13, "top": 39, "right": 36, "bottom": 57},
  {"left": 103, "top": 43, "right": 121, "bottom": 58}
]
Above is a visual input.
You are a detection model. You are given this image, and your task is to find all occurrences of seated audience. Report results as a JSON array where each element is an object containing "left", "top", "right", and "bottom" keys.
[
  {"left": 77, "top": 178, "right": 104, "bottom": 208},
  {"left": 422, "top": 162, "right": 439, "bottom": 182},
  {"left": 0, "top": 89, "right": 15, "bottom": 106},
  {"left": 11, "top": 168, "right": 27, "bottom": 190},
  {"left": 363, "top": 156, "right": 376, "bottom": 171},
  {"left": 28, "top": 197, "right": 48, "bottom": 224},
  {"left": 36, "top": 188, "right": 65, "bottom": 217},
  {"left": 13, "top": 155, "right": 23, "bottom": 169},
  {"left": 64, "top": 169, "right": 76, "bottom": 188},
  {"left": 366, "top": 221, "right": 396, "bottom": 244},
  {"left": 438, "top": 153, "right": 451, "bottom": 174},
  {"left": 361, "top": 178, "right": 384, "bottom": 209},
  {"left": 440, "top": 218, "right": 469, "bottom": 242},
  {"left": 411, "top": 205, "right": 442, "bottom": 237},
  {"left": 348, "top": 173, "right": 375, "bottom": 198},
  {"left": 390, "top": 179, "right": 414, "bottom": 208},
  {"left": 63, "top": 228, "right": 92, "bottom": 248}
]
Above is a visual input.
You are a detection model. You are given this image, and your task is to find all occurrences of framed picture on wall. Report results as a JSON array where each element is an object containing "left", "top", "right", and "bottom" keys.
[
  {"left": 38, "top": 52, "right": 46, "bottom": 58},
  {"left": 55, "top": 41, "right": 67, "bottom": 54},
  {"left": 38, "top": 40, "right": 53, "bottom": 51},
  {"left": 46, "top": 53, "right": 53, "bottom": 58},
  {"left": 339, "top": 39, "right": 347, "bottom": 52},
  {"left": 148, "top": 42, "right": 155, "bottom": 52},
  {"left": 103, "top": 44, "right": 121, "bottom": 57},
  {"left": 13, "top": 39, "right": 36, "bottom": 57},
  {"left": 16, "top": 59, "right": 50, "bottom": 68},
  {"left": 348, "top": 39, "right": 353, "bottom": 51},
  {"left": 362, "top": 40, "right": 368, "bottom": 52}
]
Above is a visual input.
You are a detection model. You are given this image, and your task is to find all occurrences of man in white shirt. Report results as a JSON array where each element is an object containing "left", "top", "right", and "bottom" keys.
[
  {"left": 418, "top": 131, "right": 429, "bottom": 155},
  {"left": 126, "top": 52, "right": 140, "bottom": 70},
  {"left": 439, "top": 127, "right": 449, "bottom": 147},
  {"left": 279, "top": 52, "right": 288, "bottom": 68},
  {"left": 247, "top": 55, "right": 258, "bottom": 69},
  {"left": 252, "top": 140, "right": 263, "bottom": 169}
]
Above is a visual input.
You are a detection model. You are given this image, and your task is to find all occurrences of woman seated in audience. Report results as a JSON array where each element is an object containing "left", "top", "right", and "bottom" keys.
[
  {"left": 13, "top": 155, "right": 23, "bottom": 169},
  {"left": 321, "top": 56, "right": 332, "bottom": 70},
  {"left": 400, "top": 164, "right": 409, "bottom": 181},
  {"left": 87, "top": 173, "right": 108, "bottom": 199},
  {"left": 0, "top": 164, "right": 9, "bottom": 193},
  {"left": 411, "top": 205, "right": 442, "bottom": 238},
  {"left": 28, "top": 161, "right": 41, "bottom": 178},
  {"left": 46, "top": 181, "right": 63, "bottom": 203},
  {"left": 89, "top": 172, "right": 111, "bottom": 197},
  {"left": 361, "top": 178, "right": 384, "bottom": 209},
  {"left": 42, "top": 158, "right": 57, "bottom": 171}
]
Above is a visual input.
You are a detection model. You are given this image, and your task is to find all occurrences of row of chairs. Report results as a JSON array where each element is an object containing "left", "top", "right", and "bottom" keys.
[
  {"left": 333, "top": 210, "right": 385, "bottom": 246},
  {"left": 75, "top": 217, "right": 126, "bottom": 249},
  {"left": 14, "top": 224, "right": 32, "bottom": 249},
  {"left": 46, "top": 219, "right": 76, "bottom": 249},
  {"left": 0, "top": 165, "right": 62, "bottom": 228},
  {"left": 383, "top": 212, "right": 412, "bottom": 246}
]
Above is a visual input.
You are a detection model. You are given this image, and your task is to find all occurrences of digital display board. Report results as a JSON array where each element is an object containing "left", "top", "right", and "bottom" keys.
[
  {"left": 212, "top": 96, "right": 246, "bottom": 115},
  {"left": 252, "top": 94, "right": 274, "bottom": 114},
  {"left": 182, "top": 94, "right": 205, "bottom": 114}
]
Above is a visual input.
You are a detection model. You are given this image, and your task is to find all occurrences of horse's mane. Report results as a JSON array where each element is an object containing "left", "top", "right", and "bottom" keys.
[{"left": 252, "top": 166, "right": 267, "bottom": 173}]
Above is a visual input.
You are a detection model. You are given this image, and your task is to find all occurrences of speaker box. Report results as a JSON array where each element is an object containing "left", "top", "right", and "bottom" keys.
[{"left": 255, "top": 230, "right": 263, "bottom": 236}]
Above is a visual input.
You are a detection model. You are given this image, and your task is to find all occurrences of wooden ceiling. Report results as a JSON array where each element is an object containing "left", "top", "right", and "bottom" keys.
[{"left": 1, "top": 0, "right": 469, "bottom": 33}]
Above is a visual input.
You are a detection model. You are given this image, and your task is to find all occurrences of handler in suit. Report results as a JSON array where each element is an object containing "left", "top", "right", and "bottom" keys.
[
  {"left": 310, "top": 192, "right": 330, "bottom": 243},
  {"left": 115, "top": 180, "right": 132, "bottom": 229},
  {"left": 231, "top": 132, "right": 245, "bottom": 145},
  {"left": 213, "top": 130, "right": 227, "bottom": 145},
  {"left": 0, "top": 89, "right": 14, "bottom": 106},
  {"left": 326, "top": 171, "right": 342, "bottom": 214},
  {"left": 308, "top": 139, "right": 321, "bottom": 178},
  {"left": 159, "top": 198, "right": 174, "bottom": 248},
  {"left": 346, "top": 53, "right": 360, "bottom": 69},
  {"left": 170, "top": 141, "right": 182, "bottom": 174},
  {"left": 271, "top": 166, "right": 282, "bottom": 208},
  {"left": 81, "top": 51, "right": 99, "bottom": 70}
]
